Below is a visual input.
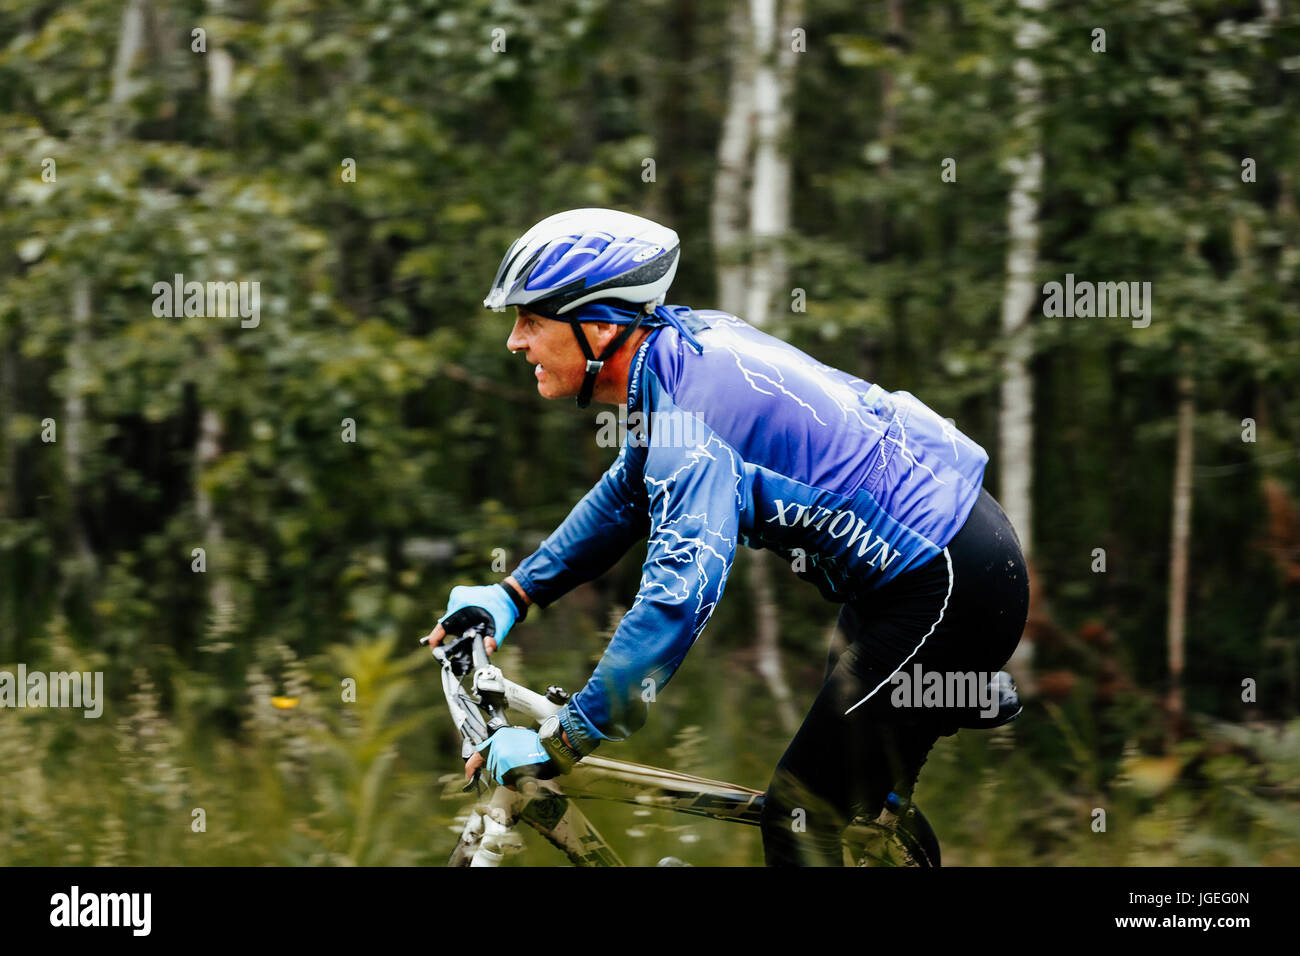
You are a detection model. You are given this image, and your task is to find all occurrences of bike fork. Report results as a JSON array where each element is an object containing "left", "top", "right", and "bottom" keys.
[{"left": 449, "top": 788, "right": 527, "bottom": 867}]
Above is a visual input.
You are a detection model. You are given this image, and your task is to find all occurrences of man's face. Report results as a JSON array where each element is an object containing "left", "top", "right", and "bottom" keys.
[{"left": 506, "top": 307, "right": 612, "bottom": 400}]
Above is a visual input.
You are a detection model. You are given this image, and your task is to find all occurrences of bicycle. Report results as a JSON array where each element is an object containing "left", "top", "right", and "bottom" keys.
[{"left": 424, "top": 625, "right": 1022, "bottom": 867}]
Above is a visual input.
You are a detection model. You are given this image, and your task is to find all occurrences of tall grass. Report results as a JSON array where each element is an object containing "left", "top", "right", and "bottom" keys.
[{"left": 2, "top": 633, "right": 1297, "bottom": 866}]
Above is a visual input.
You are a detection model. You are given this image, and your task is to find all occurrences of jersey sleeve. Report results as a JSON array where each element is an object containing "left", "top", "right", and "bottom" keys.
[
  {"left": 556, "top": 400, "right": 743, "bottom": 756},
  {"left": 509, "top": 442, "right": 650, "bottom": 609}
]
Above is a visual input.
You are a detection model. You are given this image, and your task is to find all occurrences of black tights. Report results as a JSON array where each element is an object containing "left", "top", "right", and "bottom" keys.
[{"left": 760, "top": 487, "right": 1030, "bottom": 866}]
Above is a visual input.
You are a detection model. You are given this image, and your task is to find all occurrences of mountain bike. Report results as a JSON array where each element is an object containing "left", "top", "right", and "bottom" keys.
[{"left": 423, "top": 625, "right": 1021, "bottom": 867}]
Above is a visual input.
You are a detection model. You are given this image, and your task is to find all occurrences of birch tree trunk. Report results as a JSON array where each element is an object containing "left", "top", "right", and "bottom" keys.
[
  {"left": 720, "top": 0, "right": 803, "bottom": 734},
  {"left": 207, "top": 5, "right": 236, "bottom": 132},
  {"left": 196, "top": 0, "right": 237, "bottom": 651},
  {"left": 64, "top": 279, "right": 98, "bottom": 587},
  {"left": 110, "top": 0, "right": 148, "bottom": 113},
  {"left": 996, "top": 0, "right": 1047, "bottom": 694},
  {"left": 709, "top": 2, "right": 803, "bottom": 733},
  {"left": 195, "top": 394, "right": 236, "bottom": 649},
  {"left": 743, "top": 0, "right": 786, "bottom": 328},
  {"left": 1166, "top": 357, "right": 1194, "bottom": 744},
  {"left": 711, "top": 2, "right": 755, "bottom": 314}
]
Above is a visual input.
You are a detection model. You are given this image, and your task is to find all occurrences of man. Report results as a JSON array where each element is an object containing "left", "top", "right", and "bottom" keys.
[{"left": 425, "top": 207, "right": 1029, "bottom": 865}]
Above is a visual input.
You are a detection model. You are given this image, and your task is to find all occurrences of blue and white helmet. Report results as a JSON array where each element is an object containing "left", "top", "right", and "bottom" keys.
[{"left": 483, "top": 208, "right": 680, "bottom": 317}]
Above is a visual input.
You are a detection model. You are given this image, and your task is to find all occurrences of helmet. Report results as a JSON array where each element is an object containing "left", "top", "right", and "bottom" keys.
[
  {"left": 483, "top": 208, "right": 680, "bottom": 316},
  {"left": 484, "top": 208, "right": 681, "bottom": 408}
]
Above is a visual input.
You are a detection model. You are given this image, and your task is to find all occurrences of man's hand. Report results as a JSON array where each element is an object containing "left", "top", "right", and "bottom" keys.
[
  {"left": 464, "top": 727, "right": 577, "bottom": 783},
  {"left": 425, "top": 580, "right": 530, "bottom": 655},
  {"left": 464, "top": 748, "right": 488, "bottom": 781},
  {"left": 426, "top": 625, "right": 498, "bottom": 656},
  {"left": 471, "top": 727, "right": 558, "bottom": 789}
]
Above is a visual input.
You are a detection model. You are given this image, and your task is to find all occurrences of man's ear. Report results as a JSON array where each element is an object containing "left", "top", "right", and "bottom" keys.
[{"left": 592, "top": 321, "right": 619, "bottom": 349}]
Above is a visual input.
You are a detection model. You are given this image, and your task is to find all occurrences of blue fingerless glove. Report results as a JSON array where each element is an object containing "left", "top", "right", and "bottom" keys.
[
  {"left": 475, "top": 727, "right": 558, "bottom": 787},
  {"left": 438, "top": 584, "right": 521, "bottom": 649}
]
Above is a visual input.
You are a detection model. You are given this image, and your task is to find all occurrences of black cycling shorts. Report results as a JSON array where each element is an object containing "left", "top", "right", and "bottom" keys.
[{"left": 760, "top": 485, "right": 1030, "bottom": 866}]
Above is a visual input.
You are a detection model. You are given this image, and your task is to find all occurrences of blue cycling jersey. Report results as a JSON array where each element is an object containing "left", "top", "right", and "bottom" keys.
[{"left": 509, "top": 310, "right": 988, "bottom": 756}]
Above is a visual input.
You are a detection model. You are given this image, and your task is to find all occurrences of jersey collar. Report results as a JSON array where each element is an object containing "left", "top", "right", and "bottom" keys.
[{"left": 625, "top": 327, "right": 661, "bottom": 416}]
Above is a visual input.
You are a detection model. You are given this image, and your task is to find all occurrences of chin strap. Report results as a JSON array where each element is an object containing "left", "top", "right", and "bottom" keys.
[{"left": 566, "top": 307, "right": 648, "bottom": 409}]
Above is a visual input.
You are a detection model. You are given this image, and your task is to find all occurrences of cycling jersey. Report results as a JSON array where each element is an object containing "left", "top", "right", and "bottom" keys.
[{"left": 509, "top": 309, "right": 989, "bottom": 756}]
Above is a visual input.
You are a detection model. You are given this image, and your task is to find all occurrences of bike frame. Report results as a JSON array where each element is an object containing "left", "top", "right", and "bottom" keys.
[{"left": 431, "top": 630, "right": 900, "bottom": 867}]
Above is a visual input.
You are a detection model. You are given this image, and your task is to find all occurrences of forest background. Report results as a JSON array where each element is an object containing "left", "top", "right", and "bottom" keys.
[{"left": 1, "top": 0, "right": 1298, "bottom": 865}]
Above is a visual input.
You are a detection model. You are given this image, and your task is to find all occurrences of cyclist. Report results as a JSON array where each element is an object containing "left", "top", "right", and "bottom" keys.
[{"left": 425, "top": 207, "right": 1029, "bottom": 866}]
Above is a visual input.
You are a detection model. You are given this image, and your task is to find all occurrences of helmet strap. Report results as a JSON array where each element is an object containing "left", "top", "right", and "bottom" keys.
[{"left": 567, "top": 309, "right": 648, "bottom": 409}]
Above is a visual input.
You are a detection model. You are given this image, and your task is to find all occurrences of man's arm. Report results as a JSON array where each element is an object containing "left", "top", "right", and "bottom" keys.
[
  {"left": 554, "top": 415, "right": 744, "bottom": 757},
  {"left": 509, "top": 443, "right": 650, "bottom": 608}
]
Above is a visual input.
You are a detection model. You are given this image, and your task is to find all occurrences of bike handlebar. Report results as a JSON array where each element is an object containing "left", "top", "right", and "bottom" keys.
[
  {"left": 423, "top": 619, "right": 569, "bottom": 792},
  {"left": 421, "top": 625, "right": 490, "bottom": 678}
]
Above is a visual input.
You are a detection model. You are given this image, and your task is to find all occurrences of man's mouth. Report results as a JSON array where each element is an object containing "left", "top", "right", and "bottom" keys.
[{"left": 534, "top": 363, "right": 545, "bottom": 379}]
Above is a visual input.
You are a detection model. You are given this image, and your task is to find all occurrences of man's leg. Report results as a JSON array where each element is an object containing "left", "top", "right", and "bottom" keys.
[
  {"left": 760, "top": 713, "right": 942, "bottom": 864},
  {"left": 762, "top": 604, "right": 947, "bottom": 866}
]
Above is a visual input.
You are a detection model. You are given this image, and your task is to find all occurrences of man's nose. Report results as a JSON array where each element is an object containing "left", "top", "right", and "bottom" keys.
[{"left": 506, "top": 320, "right": 527, "bottom": 353}]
